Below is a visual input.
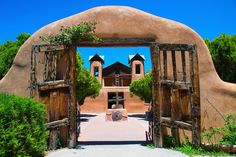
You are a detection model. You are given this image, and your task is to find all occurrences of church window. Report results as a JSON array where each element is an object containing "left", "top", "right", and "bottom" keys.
[
  {"left": 94, "top": 66, "right": 99, "bottom": 77},
  {"left": 135, "top": 64, "right": 141, "bottom": 74}
]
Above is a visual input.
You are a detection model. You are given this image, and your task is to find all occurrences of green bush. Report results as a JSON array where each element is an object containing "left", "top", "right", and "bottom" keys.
[
  {"left": 202, "top": 114, "right": 236, "bottom": 145},
  {"left": 0, "top": 93, "right": 48, "bottom": 157},
  {"left": 163, "top": 135, "right": 177, "bottom": 148},
  {"left": 220, "top": 114, "right": 236, "bottom": 145}
]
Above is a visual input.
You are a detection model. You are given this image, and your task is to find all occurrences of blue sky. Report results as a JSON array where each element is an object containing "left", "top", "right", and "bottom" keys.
[{"left": 1, "top": 0, "right": 236, "bottom": 71}]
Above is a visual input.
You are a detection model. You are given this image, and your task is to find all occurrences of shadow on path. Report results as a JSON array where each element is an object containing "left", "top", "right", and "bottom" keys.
[{"left": 77, "top": 140, "right": 152, "bottom": 146}]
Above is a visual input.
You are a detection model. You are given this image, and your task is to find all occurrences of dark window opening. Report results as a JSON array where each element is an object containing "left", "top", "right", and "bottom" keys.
[
  {"left": 107, "top": 92, "right": 124, "bottom": 109},
  {"left": 94, "top": 66, "right": 99, "bottom": 77},
  {"left": 115, "top": 69, "right": 120, "bottom": 74},
  {"left": 135, "top": 64, "right": 141, "bottom": 74}
]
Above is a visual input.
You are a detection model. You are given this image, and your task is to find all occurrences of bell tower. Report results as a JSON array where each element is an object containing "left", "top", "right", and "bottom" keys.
[
  {"left": 89, "top": 54, "right": 104, "bottom": 84},
  {"left": 129, "top": 54, "right": 145, "bottom": 81}
]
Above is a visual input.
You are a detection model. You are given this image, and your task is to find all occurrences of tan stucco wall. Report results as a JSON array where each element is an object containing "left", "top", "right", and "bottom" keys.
[
  {"left": 131, "top": 60, "right": 144, "bottom": 81},
  {"left": 90, "top": 61, "right": 103, "bottom": 84},
  {"left": 0, "top": 6, "right": 235, "bottom": 131},
  {"left": 81, "top": 87, "right": 148, "bottom": 113}
]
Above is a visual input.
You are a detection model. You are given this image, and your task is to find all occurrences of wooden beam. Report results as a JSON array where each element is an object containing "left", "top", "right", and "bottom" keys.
[
  {"left": 48, "top": 130, "right": 59, "bottom": 150},
  {"left": 38, "top": 80, "right": 69, "bottom": 91},
  {"left": 39, "top": 45, "right": 66, "bottom": 52},
  {"left": 171, "top": 50, "right": 177, "bottom": 81},
  {"left": 108, "top": 99, "right": 125, "bottom": 102},
  {"left": 161, "top": 117, "right": 192, "bottom": 131},
  {"left": 158, "top": 43, "right": 195, "bottom": 51},
  {"left": 190, "top": 46, "right": 201, "bottom": 147},
  {"left": 79, "top": 38, "right": 156, "bottom": 47},
  {"left": 46, "top": 118, "right": 69, "bottom": 129},
  {"left": 150, "top": 42, "right": 162, "bottom": 147},
  {"left": 163, "top": 50, "right": 167, "bottom": 80},
  {"left": 160, "top": 80, "right": 191, "bottom": 90},
  {"left": 68, "top": 46, "right": 77, "bottom": 148},
  {"left": 36, "top": 80, "right": 67, "bottom": 86},
  {"left": 181, "top": 50, "right": 187, "bottom": 82}
]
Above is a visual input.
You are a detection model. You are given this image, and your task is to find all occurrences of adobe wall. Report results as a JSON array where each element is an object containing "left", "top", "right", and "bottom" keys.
[
  {"left": 131, "top": 60, "right": 144, "bottom": 81},
  {"left": 90, "top": 61, "right": 103, "bottom": 84},
  {"left": 80, "top": 87, "right": 148, "bottom": 113},
  {"left": 0, "top": 6, "right": 235, "bottom": 131}
]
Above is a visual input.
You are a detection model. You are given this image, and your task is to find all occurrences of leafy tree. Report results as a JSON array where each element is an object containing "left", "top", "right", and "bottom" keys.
[
  {"left": 0, "top": 33, "right": 30, "bottom": 79},
  {"left": 205, "top": 34, "right": 236, "bottom": 83},
  {"left": 75, "top": 53, "right": 101, "bottom": 105},
  {"left": 129, "top": 73, "right": 152, "bottom": 103}
]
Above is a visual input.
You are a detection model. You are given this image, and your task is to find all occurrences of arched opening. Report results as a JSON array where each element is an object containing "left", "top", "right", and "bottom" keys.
[{"left": 30, "top": 37, "right": 200, "bottom": 149}]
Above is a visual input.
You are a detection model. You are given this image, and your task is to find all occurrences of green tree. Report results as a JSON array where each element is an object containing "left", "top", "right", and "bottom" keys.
[
  {"left": 129, "top": 73, "right": 152, "bottom": 103},
  {"left": 205, "top": 34, "right": 236, "bottom": 83},
  {"left": 0, "top": 33, "right": 30, "bottom": 79},
  {"left": 75, "top": 53, "right": 101, "bottom": 105}
]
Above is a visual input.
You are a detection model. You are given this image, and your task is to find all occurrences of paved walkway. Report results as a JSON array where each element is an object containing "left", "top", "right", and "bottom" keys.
[
  {"left": 78, "top": 113, "right": 149, "bottom": 143},
  {"left": 47, "top": 113, "right": 188, "bottom": 157},
  {"left": 46, "top": 145, "right": 188, "bottom": 157}
]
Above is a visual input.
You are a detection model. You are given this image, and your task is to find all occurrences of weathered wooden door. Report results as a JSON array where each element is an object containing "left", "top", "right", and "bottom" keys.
[
  {"left": 151, "top": 43, "right": 200, "bottom": 147},
  {"left": 30, "top": 44, "right": 77, "bottom": 149}
]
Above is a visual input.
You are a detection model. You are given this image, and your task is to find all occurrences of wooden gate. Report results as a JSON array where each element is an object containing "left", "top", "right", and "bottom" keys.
[
  {"left": 29, "top": 39, "right": 200, "bottom": 149},
  {"left": 30, "top": 44, "right": 77, "bottom": 149},
  {"left": 151, "top": 43, "right": 200, "bottom": 147}
]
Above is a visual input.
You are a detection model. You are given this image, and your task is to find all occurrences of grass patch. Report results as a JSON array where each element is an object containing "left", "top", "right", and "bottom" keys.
[
  {"left": 173, "top": 143, "right": 232, "bottom": 157},
  {"left": 146, "top": 143, "right": 155, "bottom": 149}
]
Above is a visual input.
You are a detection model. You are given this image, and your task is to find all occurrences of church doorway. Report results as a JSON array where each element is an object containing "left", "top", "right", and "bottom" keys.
[{"left": 107, "top": 92, "right": 124, "bottom": 109}]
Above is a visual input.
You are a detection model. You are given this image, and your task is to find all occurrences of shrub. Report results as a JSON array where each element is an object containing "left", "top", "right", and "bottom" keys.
[
  {"left": 163, "top": 135, "right": 177, "bottom": 148},
  {"left": 220, "top": 114, "right": 236, "bottom": 145},
  {"left": 0, "top": 93, "right": 48, "bottom": 157},
  {"left": 41, "top": 21, "right": 100, "bottom": 45},
  {"left": 202, "top": 114, "right": 236, "bottom": 145}
]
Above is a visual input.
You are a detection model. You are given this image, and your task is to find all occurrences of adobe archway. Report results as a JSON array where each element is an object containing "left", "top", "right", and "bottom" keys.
[{"left": 0, "top": 6, "right": 236, "bottom": 147}]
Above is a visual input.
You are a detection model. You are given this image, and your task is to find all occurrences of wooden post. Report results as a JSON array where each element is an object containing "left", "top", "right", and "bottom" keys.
[
  {"left": 181, "top": 50, "right": 187, "bottom": 82},
  {"left": 68, "top": 46, "right": 77, "bottom": 148},
  {"left": 48, "top": 129, "right": 59, "bottom": 150},
  {"left": 171, "top": 50, "right": 177, "bottom": 81},
  {"left": 150, "top": 42, "right": 162, "bottom": 147},
  {"left": 163, "top": 50, "right": 167, "bottom": 80},
  {"left": 190, "top": 45, "right": 201, "bottom": 147}
]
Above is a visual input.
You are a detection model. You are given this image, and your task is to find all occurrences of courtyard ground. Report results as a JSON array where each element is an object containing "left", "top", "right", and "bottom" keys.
[{"left": 46, "top": 113, "right": 188, "bottom": 157}]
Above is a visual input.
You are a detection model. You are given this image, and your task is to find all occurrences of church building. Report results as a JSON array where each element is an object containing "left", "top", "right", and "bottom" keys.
[{"left": 80, "top": 53, "right": 149, "bottom": 113}]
